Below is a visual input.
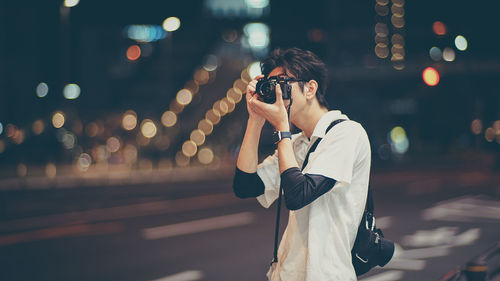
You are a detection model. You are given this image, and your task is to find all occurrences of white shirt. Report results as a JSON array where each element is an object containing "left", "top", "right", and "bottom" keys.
[{"left": 256, "top": 110, "right": 371, "bottom": 281}]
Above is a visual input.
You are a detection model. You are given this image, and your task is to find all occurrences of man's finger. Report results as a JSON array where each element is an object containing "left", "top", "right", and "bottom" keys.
[{"left": 275, "top": 83, "right": 283, "bottom": 104}]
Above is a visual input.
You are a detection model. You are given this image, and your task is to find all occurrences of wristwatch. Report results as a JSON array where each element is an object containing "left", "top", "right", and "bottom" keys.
[{"left": 273, "top": 131, "right": 292, "bottom": 144}]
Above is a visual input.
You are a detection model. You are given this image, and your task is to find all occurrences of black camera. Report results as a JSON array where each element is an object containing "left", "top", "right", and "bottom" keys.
[{"left": 255, "top": 76, "right": 304, "bottom": 104}]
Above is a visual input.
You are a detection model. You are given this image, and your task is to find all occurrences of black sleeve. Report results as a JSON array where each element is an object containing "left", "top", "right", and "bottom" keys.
[
  {"left": 280, "top": 167, "right": 337, "bottom": 210},
  {"left": 232, "top": 167, "right": 265, "bottom": 198}
]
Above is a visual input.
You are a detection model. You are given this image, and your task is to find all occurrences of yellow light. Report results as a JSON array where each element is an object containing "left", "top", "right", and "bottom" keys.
[
  {"left": 106, "top": 137, "right": 121, "bottom": 153},
  {"left": 141, "top": 119, "right": 157, "bottom": 138},
  {"left": 169, "top": 100, "right": 184, "bottom": 114},
  {"left": 233, "top": 79, "right": 247, "bottom": 93},
  {"left": 375, "top": 3, "right": 389, "bottom": 16},
  {"left": 375, "top": 23, "right": 388, "bottom": 36},
  {"left": 190, "top": 129, "right": 206, "bottom": 146},
  {"left": 485, "top": 128, "right": 495, "bottom": 142},
  {"left": 161, "top": 110, "right": 177, "bottom": 127},
  {"left": 162, "top": 17, "right": 181, "bottom": 32},
  {"left": 194, "top": 68, "right": 209, "bottom": 85},
  {"left": 64, "top": 0, "right": 80, "bottom": 8},
  {"left": 391, "top": 15, "right": 405, "bottom": 28},
  {"left": 493, "top": 120, "right": 500, "bottom": 134},
  {"left": 206, "top": 109, "right": 221, "bottom": 125},
  {"left": 375, "top": 43, "right": 389, "bottom": 59},
  {"left": 391, "top": 34, "right": 405, "bottom": 46},
  {"left": 392, "top": 0, "right": 405, "bottom": 7},
  {"left": 223, "top": 97, "right": 236, "bottom": 113},
  {"left": 176, "top": 89, "right": 193, "bottom": 105},
  {"left": 46, "top": 163, "right": 57, "bottom": 178},
  {"left": 390, "top": 126, "right": 407, "bottom": 143},
  {"left": 184, "top": 80, "right": 199, "bottom": 94},
  {"left": 391, "top": 5, "right": 404, "bottom": 17},
  {"left": 227, "top": 88, "right": 243, "bottom": 103},
  {"left": 241, "top": 68, "right": 252, "bottom": 84},
  {"left": 175, "top": 151, "right": 190, "bottom": 167},
  {"left": 198, "top": 147, "right": 214, "bottom": 165},
  {"left": 32, "top": 119, "right": 45, "bottom": 135},
  {"left": 198, "top": 119, "right": 214, "bottom": 135},
  {"left": 122, "top": 110, "right": 138, "bottom": 130},
  {"left": 52, "top": 111, "right": 65, "bottom": 128},
  {"left": 0, "top": 140, "right": 5, "bottom": 154},
  {"left": 182, "top": 140, "right": 198, "bottom": 157},
  {"left": 422, "top": 67, "right": 440, "bottom": 86}
]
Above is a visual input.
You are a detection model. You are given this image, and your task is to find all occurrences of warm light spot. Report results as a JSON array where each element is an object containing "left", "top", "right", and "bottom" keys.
[
  {"left": 392, "top": 0, "right": 405, "bottom": 7},
  {"left": 241, "top": 68, "right": 252, "bottom": 84},
  {"left": 176, "top": 89, "right": 193, "bottom": 106},
  {"left": 198, "top": 119, "right": 214, "bottom": 135},
  {"left": 36, "top": 82, "right": 49, "bottom": 98},
  {"left": 32, "top": 120, "right": 45, "bottom": 135},
  {"left": 175, "top": 151, "right": 190, "bottom": 167},
  {"left": 194, "top": 68, "right": 210, "bottom": 85},
  {"left": 0, "top": 140, "right": 5, "bottom": 154},
  {"left": 127, "top": 45, "right": 141, "bottom": 61},
  {"left": 471, "top": 119, "right": 483, "bottom": 135},
  {"left": 422, "top": 67, "right": 440, "bottom": 86},
  {"left": 391, "top": 5, "right": 404, "bottom": 17},
  {"left": 432, "top": 21, "right": 447, "bottom": 36},
  {"left": 52, "top": 111, "right": 65, "bottom": 128},
  {"left": 455, "top": 35, "right": 468, "bottom": 51},
  {"left": 493, "top": 120, "right": 500, "bottom": 134},
  {"left": 206, "top": 109, "right": 221, "bottom": 125},
  {"left": 141, "top": 119, "right": 157, "bottom": 138},
  {"left": 162, "top": 17, "right": 181, "bottom": 32},
  {"left": 233, "top": 79, "right": 247, "bottom": 93},
  {"left": 107, "top": 137, "right": 121, "bottom": 153},
  {"left": 375, "top": 3, "right": 389, "bottom": 16},
  {"left": 223, "top": 97, "right": 236, "bottom": 113},
  {"left": 391, "top": 34, "right": 405, "bottom": 46},
  {"left": 485, "top": 128, "right": 495, "bottom": 142},
  {"left": 122, "top": 110, "right": 138, "bottom": 131},
  {"left": 198, "top": 147, "right": 214, "bottom": 165},
  {"left": 227, "top": 88, "right": 243, "bottom": 103},
  {"left": 391, "top": 15, "right": 405, "bottom": 28},
  {"left": 182, "top": 140, "right": 198, "bottom": 157},
  {"left": 375, "top": 23, "right": 388, "bottom": 36},
  {"left": 184, "top": 80, "right": 199, "bottom": 94},
  {"left": 86, "top": 122, "right": 99, "bottom": 137},
  {"left": 169, "top": 100, "right": 184, "bottom": 114},
  {"left": 190, "top": 129, "right": 206, "bottom": 146},
  {"left": 375, "top": 43, "right": 389, "bottom": 59},
  {"left": 123, "top": 144, "right": 138, "bottom": 164},
  {"left": 161, "top": 111, "right": 177, "bottom": 127}
]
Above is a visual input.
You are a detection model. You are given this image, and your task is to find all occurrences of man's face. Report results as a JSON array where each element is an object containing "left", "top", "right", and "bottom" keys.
[{"left": 267, "top": 67, "right": 307, "bottom": 124}]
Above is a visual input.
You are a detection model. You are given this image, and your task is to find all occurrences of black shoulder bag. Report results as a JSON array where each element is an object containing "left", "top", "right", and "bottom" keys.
[{"left": 271, "top": 119, "right": 394, "bottom": 276}]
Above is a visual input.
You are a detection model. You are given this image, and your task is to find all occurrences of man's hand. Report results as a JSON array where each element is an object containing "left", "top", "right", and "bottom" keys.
[
  {"left": 246, "top": 75, "right": 266, "bottom": 127},
  {"left": 248, "top": 83, "right": 290, "bottom": 132}
]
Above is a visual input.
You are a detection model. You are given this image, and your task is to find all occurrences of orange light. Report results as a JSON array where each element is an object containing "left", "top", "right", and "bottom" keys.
[
  {"left": 422, "top": 67, "right": 440, "bottom": 86},
  {"left": 432, "top": 21, "right": 447, "bottom": 36},
  {"left": 126, "top": 45, "right": 141, "bottom": 61}
]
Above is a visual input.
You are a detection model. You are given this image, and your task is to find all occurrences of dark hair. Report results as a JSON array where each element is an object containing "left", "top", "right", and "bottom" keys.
[{"left": 261, "top": 47, "right": 329, "bottom": 109}]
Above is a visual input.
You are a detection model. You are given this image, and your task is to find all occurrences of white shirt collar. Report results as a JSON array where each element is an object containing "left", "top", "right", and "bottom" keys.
[{"left": 307, "top": 110, "right": 350, "bottom": 139}]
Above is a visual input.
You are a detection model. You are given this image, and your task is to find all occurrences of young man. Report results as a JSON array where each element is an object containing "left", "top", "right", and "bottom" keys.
[{"left": 233, "top": 47, "right": 371, "bottom": 281}]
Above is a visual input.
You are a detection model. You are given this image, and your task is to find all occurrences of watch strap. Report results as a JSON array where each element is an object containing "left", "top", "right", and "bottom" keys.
[{"left": 273, "top": 131, "right": 292, "bottom": 144}]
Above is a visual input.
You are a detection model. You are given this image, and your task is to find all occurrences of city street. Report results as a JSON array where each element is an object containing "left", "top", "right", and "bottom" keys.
[{"left": 0, "top": 168, "right": 499, "bottom": 281}]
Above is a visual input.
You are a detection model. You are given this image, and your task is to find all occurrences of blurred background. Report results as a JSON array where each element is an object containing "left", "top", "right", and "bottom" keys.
[{"left": 0, "top": 0, "right": 499, "bottom": 281}]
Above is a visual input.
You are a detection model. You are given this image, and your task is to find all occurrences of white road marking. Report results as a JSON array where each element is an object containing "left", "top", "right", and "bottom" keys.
[
  {"left": 400, "top": 245, "right": 450, "bottom": 259},
  {"left": 383, "top": 258, "right": 426, "bottom": 271},
  {"left": 402, "top": 227, "right": 480, "bottom": 248},
  {"left": 359, "top": 270, "right": 404, "bottom": 281},
  {"left": 150, "top": 270, "right": 203, "bottom": 281},
  {"left": 422, "top": 195, "right": 500, "bottom": 222},
  {"left": 142, "top": 212, "right": 255, "bottom": 240}
]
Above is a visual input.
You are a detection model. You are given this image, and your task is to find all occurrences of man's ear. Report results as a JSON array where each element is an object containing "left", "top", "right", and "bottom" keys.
[{"left": 304, "top": 80, "right": 319, "bottom": 100}]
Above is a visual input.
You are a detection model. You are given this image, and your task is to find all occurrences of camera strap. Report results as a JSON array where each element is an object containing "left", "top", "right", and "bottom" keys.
[{"left": 271, "top": 118, "right": 350, "bottom": 264}]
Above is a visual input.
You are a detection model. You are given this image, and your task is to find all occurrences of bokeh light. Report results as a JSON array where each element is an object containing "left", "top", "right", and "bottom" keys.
[
  {"left": 190, "top": 129, "right": 206, "bottom": 146},
  {"left": 123, "top": 144, "right": 138, "bottom": 164},
  {"left": 176, "top": 89, "right": 193, "bottom": 105},
  {"left": 77, "top": 153, "right": 92, "bottom": 172},
  {"left": 248, "top": 61, "right": 262, "bottom": 79},
  {"left": 205, "top": 109, "right": 221, "bottom": 125},
  {"left": 107, "top": 137, "right": 121, "bottom": 153},
  {"left": 432, "top": 21, "right": 447, "bottom": 35},
  {"left": 0, "top": 140, "right": 5, "bottom": 154},
  {"left": 389, "top": 126, "right": 409, "bottom": 154},
  {"left": 162, "top": 17, "right": 181, "bottom": 32},
  {"left": 62, "top": 132, "right": 76, "bottom": 149},
  {"left": 182, "top": 140, "right": 198, "bottom": 157},
  {"left": 227, "top": 88, "right": 243, "bottom": 103},
  {"left": 422, "top": 67, "right": 440, "bottom": 86},
  {"left": 443, "top": 48, "right": 456, "bottom": 62},
  {"left": 141, "top": 119, "right": 157, "bottom": 138},
  {"left": 485, "top": 128, "right": 495, "bottom": 142},
  {"left": 127, "top": 45, "right": 141, "bottom": 61},
  {"left": 46, "top": 163, "right": 57, "bottom": 178},
  {"left": 161, "top": 111, "right": 177, "bottom": 127},
  {"left": 198, "top": 147, "right": 214, "bottom": 165},
  {"left": 203, "top": 54, "right": 218, "bottom": 72},
  {"left": 455, "top": 35, "right": 468, "bottom": 51},
  {"left": 0, "top": 122, "right": 3, "bottom": 135},
  {"left": 63, "top": 84, "right": 81, "bottom": 99},
  {"left": 64, "top": 0, "right": 80, "bottom": 8},
  {"left": 375, "top": 43, "right": 389, "bottom": 59},
  {"left": 32, "top": 120, "right": 45, "bottom": 135},
  {"left": 122, "top": 110, "right": 138, "bottom": 130},
  {"left": 52, "top": 111, "right": 65, "bottom": 128},
  {"left": 194, "top": 68, "right": 210, "bottom": 85},
  {"left": 198, "top": 119, "right": 214, "bottom": 135},
  {"left": 429, "top": 47, "right": 442, "bottom": 61},
  {"left": 17, "top": 163, "right": 27, "bottom": 178},
  {"left": 243, "top": 23, "right": 270, "bottom": 49},
  {"left": 36, "top": 82, "right": 49, "bottom": 98},
  {"left": 175, "top": 151, "right": 190, "bottom": 167},
  {"left": 245, "top": 0, "right": 269, "bottom": 9}
]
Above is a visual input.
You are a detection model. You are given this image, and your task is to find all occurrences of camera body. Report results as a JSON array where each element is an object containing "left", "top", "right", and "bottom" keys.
[{"left": 255, "top": 76, "right": 295, "bottom": 104}]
